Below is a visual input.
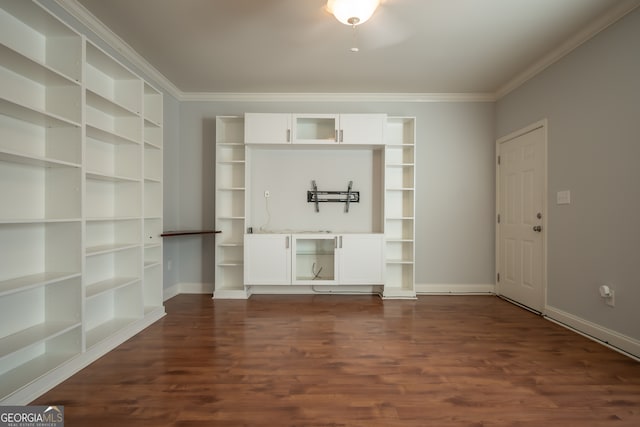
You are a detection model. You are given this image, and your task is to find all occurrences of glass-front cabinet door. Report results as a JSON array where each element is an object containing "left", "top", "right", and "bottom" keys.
[
  {"left": 292, "top": 114, "right": 339, "bottom": 144},
  {"left": 292, "top": 234, "right": 337, "bottom": 284}
]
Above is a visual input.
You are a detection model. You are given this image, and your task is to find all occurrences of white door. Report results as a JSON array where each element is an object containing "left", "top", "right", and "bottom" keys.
[
  {"left": 244, "top": 234, "right": 291, "bottom": 285},
  {"left": 497, "top": 123, "right": 546, "bottom": 312},
  {"left": 339, "top": 234, "right": 385, "bottom": 285}
]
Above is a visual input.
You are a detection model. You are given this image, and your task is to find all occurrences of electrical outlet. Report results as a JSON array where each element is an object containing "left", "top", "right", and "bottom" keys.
[
  {"left": 264, "top": 190, "right": 270, "bottom": 198},
  {"left": 167, "top": 260, "right": 172, "bottom": 271},
  {"left": 606, "top": 290, "right": 615, "bottom": 307}
]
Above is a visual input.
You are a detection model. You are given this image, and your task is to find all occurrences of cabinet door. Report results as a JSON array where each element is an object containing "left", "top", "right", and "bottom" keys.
[
  {"left": 339, "top": 114, "right": 386, "bottom": 145},
  {"left": 292, "top": 114, "right": 339, "bottom": 144},
  {"left": 292, "top": 234, "right": 338, "bottom": 284},
  {"left": 244, "top": 234, "right": 291, "bottom": 285},
  {"left": 339, "top": 234, "right": 385, "bottom": 284},
  {"left": 244, "top": 113, "right": 291, "bottom": 144}
]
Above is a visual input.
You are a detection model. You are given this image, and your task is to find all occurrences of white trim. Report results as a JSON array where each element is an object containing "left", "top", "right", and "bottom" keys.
[
  {"left": 495, "top": 119, "right": 546, "bottom": 145},
  {"left": 181, "top": 92, "right": 496, "bottom": 103},
  {"left": 415, "top": 283, "right": 495, "bottom": 294},
  {"left": 382, "top": 287, "right": 417, "bottom": 300},
  {"left": 178, "top": 282, "right": 214, "bottom": 294},
  {"left": 213, "top": 289, "right": 251, "bottom": 299},
  {"left": 163, "top": 283, "right": 214, "bottom": 300},
  {"left": 545, "top": 305, "right": 640, "bottom": 361},
  {"left": 163, "top": 284, "right": 180, "bottom": 301},
  {"left": 247, "top": 285, "right": 382, "bottom": 296},
  {"left": 496, "top": 1, "right": 640, "bottom": 98},
  {"left": 495, "top": 119, "right": 548, "bottom": 313},
  {"left": 52, "top": 0, "right": 182, "bottom": 99},
  {"left": 382, "top": 289, "right": 418, "bottom": 299}
]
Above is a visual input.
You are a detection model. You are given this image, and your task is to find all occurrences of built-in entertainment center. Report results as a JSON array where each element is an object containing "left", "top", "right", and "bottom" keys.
[{"left": 214, "top": 113, "right": 416, "bottom": 299}]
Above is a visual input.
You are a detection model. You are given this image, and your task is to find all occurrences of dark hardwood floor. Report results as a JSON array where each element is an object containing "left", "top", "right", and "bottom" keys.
[{"left": 33, "top": 295, "right": 640, "bottom": 426}]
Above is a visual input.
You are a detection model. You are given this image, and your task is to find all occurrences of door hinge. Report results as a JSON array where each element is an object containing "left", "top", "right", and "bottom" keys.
[
  {"left": 497, "top": 214, "right": 501, "bottom": 224},
  {"left": 497, "top": 273, "right": 500, "bottom": 282},
  {"left": 497, "top": 155, "right": 501, "bottom": 165}
]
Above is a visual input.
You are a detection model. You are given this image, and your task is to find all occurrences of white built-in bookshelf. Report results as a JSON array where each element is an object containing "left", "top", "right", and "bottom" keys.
[
  {"left": 383, "top": 117, "right": 416, "bottom": 298},
  {"left": 0, "top": 0, "right": 164, "bottom": 404},
  {"left": 214, "top": 114, "right": 415, "bottom": 298},
  {"left": 214, "top": 116, "right": 247, "bottom": 298}
]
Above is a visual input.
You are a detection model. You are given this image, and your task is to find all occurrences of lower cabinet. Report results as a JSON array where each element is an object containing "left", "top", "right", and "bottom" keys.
[
  {"left": 338, "top": 234, "right": 385, "bottom": 284},
  {"left": 245, "top": 233, "right": 384, "bottom": 286},
  {"left": 244, "top": 234, "right": 291, "bottom": 285},
  {"left": 293, "top": 234, "right": 338, "bottom": 284}
]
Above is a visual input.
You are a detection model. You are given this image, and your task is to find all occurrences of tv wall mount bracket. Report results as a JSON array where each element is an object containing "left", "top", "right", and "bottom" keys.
[{"left": 307, "top": 180, "right": 359, "bottom": 213}]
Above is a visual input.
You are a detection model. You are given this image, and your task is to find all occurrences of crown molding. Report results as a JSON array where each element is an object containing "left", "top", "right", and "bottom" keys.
[
  {"left": 52, "top": 0, "right": 182, "bottom": 100},
  {"left": 496, "top": 0, "right": 640, "bottom": 99},
  {"left": 178, "top": 92, "right": 496, "bottom": 103}
]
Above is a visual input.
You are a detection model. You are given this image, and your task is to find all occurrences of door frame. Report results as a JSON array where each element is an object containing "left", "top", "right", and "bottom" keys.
[{"left": 495, "top": 119, "right": 548, "bottom": 313}]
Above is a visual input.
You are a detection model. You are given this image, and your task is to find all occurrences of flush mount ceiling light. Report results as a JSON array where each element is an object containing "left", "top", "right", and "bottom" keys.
[{"left": 327, "top": 0, "right": 380, "bottom": 27}]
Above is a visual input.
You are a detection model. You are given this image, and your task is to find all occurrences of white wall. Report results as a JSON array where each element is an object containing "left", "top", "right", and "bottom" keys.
[
  {"left": 172, "top": 101, "right": 496, "bottom": 291},
  {"left": 496, "top": 9, "right": 640, "bottom": 344},
  {"left": 247, "top": 147, "right": 382, "bottom": 233}
]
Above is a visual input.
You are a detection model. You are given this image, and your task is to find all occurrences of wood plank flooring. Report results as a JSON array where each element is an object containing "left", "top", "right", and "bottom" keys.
[{"left": 32, "top": 295, "right": 640, "bottom": 426}]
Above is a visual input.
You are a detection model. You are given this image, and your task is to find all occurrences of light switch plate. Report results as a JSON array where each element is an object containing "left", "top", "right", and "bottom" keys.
[{"left": 557, "top": 190, "right": 571, "bottom": 205}]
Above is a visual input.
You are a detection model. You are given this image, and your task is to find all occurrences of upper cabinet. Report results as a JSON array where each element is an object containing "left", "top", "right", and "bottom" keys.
[
  {"left": 244, "top": 113, "right": 291, "bottom": 144},
  {"left": 338, "top": 114, "right": 386, "bottom": 145},
  {"left": 292, "top": 113, "right": 338, "bottom": 144},
  {"left": 244, "top": 113, "right": 385, "bottom": 145}
]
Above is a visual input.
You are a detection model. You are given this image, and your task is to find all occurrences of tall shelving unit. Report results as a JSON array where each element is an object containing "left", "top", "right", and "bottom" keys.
[
  {"left": 0, "top": 0, "right": 164, "bottom": 404},
  {"left": 214, "top": 116, "right": 248, "bottom": 298},
  {"left": 83, "top": 40, "right": 144, "bottom": 349},
  {"left": 142, "top": 82, "right": 163, "bottom": 314},
  {"left": 0, "top": 0, "right": 83, "bottom": 403},
  {"left": 383, "top": 117, "right": 416, "bottom": 298}
]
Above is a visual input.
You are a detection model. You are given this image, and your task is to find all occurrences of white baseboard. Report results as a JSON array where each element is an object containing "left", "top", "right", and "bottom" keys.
[
  {"left": 163, "top": 283, "right": 180, "bottom": 301},
  {"left": 179, "top": 282, "right": 214, "bottom": 294},
  {"left": 213, "top": 289, "right": 251, "bottom": 299},
  {"left": 170, "top": 283, "right": 496, "bottom": 299},
  {"left": 545, "top": 305, "right": 640, "bottom": 361},
  {"left": 382, "top": 288, "right": 417, "bottom": 299},
  {"left": 164, "top": 282, "right": 214, "bottom": 301},
  {"left": 415, "top": 283, "right": 495, "bottom": 294}
]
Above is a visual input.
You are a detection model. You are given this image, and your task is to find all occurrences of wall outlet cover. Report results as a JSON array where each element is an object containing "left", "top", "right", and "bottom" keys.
[{"left": 557, "top": 190, "right": 571, "bottom": 205}]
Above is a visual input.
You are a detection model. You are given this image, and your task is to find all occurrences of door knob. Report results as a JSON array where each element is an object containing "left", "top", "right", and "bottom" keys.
[{"left": 533, "top": 225, "right": 542, "bottom": 232}]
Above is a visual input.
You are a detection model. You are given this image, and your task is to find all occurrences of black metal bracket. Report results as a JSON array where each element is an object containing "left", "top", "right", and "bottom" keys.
[{"left": 307, "top": 180, "right": 359, "bottom": 213}]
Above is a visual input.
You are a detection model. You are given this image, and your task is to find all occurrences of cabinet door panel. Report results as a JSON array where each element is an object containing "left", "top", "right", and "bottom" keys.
[
  {"left": 339, "top": 234, "right": 384, "bottom": 284},
  {"left": 292, "top": 114, "right": 338, "bottom": 144},
  {"left": 292, "top": 234, "right": 338, "bottom": 284},
  {"left": 339, "top": 114, "right": 386, "bottom": 145},
  {"left": 244, "top": 234, "right": 291, "bottom": 285},
  {"left": 244, "top": 113, "right": 291, "bottom": 144}
]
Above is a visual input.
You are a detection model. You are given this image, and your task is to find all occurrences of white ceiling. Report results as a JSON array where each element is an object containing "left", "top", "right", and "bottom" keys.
[{"left": 69, "top": 0, "right": 638, "bottom": 97}]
